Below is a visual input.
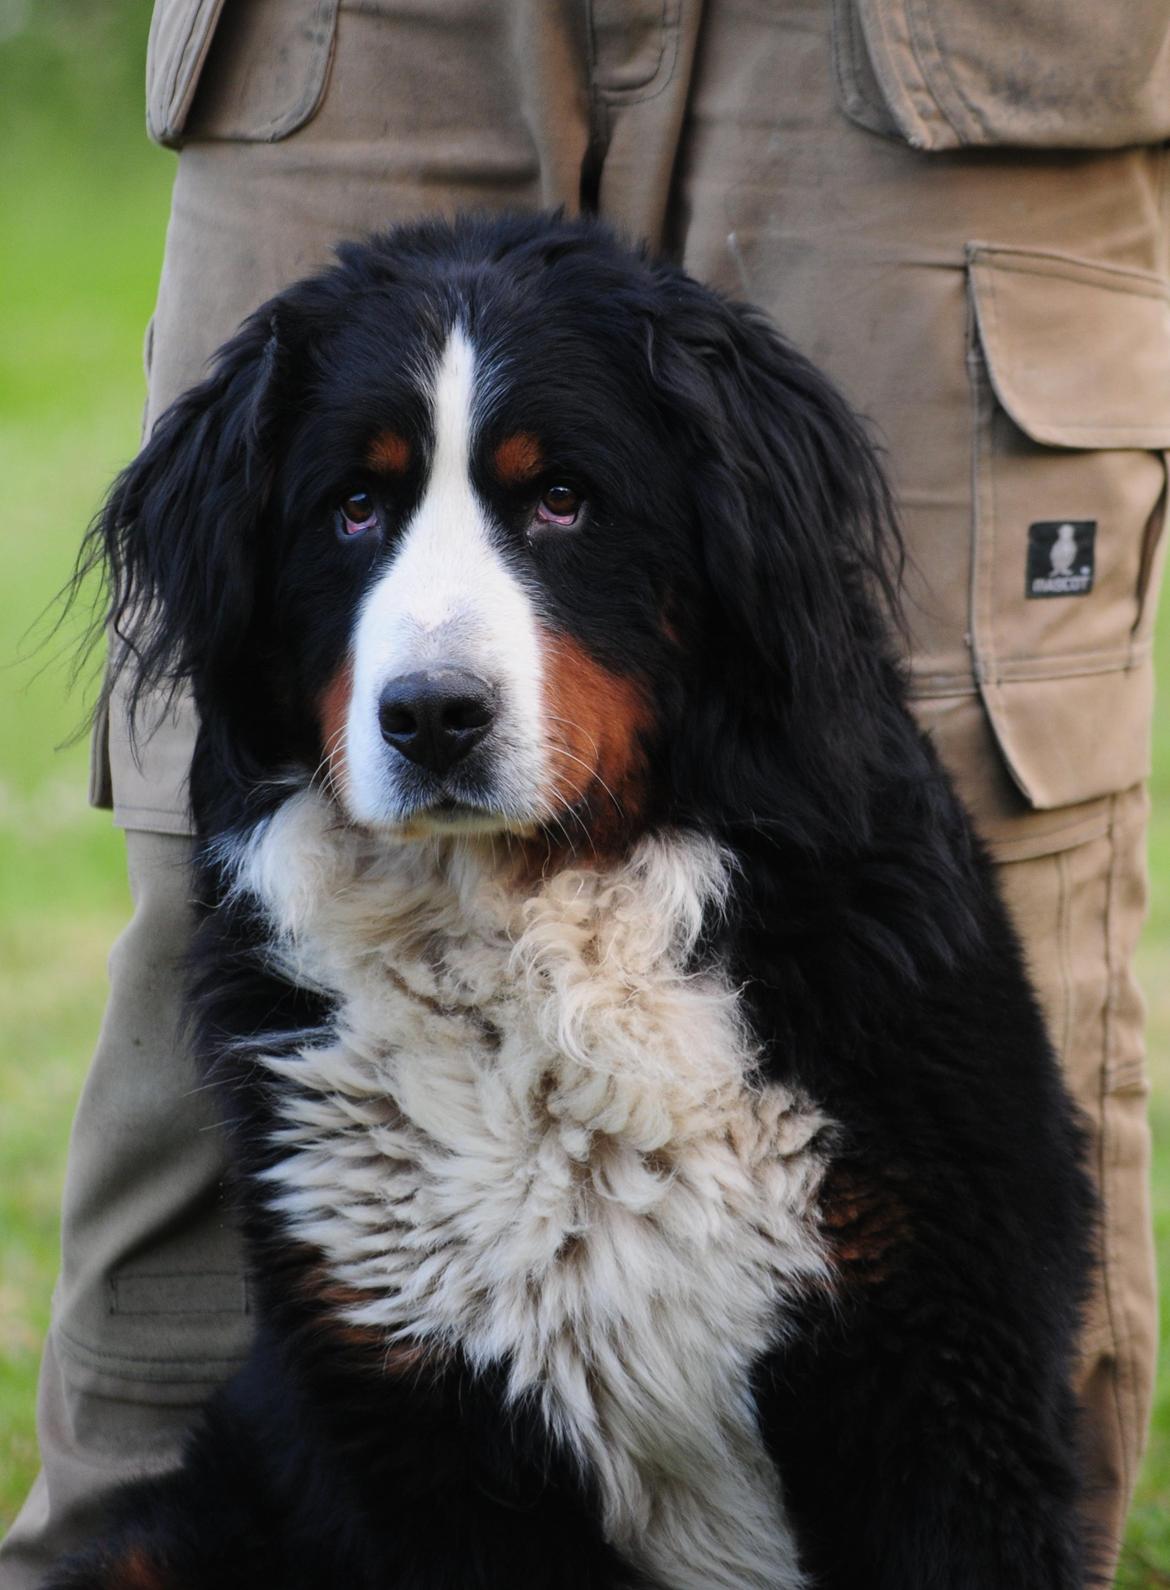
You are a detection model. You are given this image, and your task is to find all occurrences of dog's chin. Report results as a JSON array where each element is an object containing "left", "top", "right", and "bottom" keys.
[
  {"left": 394, "top": 799, "right": 537, "bottom": 841},
  {"left": 339, "top": 787, "right": 543, "bottom": 843}
]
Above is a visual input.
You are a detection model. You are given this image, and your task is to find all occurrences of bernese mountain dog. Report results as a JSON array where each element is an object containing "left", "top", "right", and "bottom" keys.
[{"left": 50, "top": 213, "right": 1094, "bottom": 1590}]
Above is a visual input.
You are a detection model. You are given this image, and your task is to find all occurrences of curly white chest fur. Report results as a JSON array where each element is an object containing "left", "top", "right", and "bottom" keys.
[{"left": 227, "top": 793, "right": 831, "bottom": 1590}]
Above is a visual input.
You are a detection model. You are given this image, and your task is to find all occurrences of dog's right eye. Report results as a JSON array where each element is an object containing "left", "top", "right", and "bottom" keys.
[{"left": 336, "top": 491, "right": 381, "bottom": 541}]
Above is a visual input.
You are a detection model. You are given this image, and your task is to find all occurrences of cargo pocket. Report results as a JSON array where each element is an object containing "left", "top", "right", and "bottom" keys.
[
  {"left": 589, "top": 0, "right": 681, "bottom": 101},
  {"left": 966, "top": 245, "right": 1170, "bottom": 813},
  {"left": 146, "top": 0, "right": 339, "bottom": 149},
  {"left": 832, "top": 0, "right": 1170, "bottom": 149}
]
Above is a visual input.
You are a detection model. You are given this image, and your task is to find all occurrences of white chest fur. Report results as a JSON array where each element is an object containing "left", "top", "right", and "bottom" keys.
[{"left": 228, "top": 793, "right": 830, "bottom": 1590}]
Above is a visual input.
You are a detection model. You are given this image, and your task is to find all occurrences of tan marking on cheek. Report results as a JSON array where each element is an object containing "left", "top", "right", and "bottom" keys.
[
  {"left": 317, "top": 659, "right": 354, "bottom": 802},
  {"left": 367, "top": 429, "right": 411, "bottom": 475},
  {"left": 493, "top": 432, "right": 543, "bottom": 486},
  {"left": 538, "top": 627, "right": 653, "bottom": 852}
]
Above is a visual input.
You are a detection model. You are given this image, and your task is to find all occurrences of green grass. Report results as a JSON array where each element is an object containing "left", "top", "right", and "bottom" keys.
[
  {"left": 0, "top": 14, "right": 1168, "bottom": 1582},
  {"left": 0, "top": 12, "right": 175, "bottom": 1513}
]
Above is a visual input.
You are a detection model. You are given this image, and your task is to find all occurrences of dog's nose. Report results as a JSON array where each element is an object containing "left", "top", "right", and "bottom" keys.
[{"left": 378, "top": 669, "right": 497, "bottom": 775}]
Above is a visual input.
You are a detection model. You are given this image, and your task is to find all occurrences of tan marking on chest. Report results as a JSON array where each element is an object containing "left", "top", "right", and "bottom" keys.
[{"left": 104, "top": 1546, "right": 168, "bottom": 1590}]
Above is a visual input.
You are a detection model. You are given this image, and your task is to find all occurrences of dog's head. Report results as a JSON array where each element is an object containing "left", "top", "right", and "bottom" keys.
[{"left": 92, "top": 214, "right": 902, "bottom": 856}]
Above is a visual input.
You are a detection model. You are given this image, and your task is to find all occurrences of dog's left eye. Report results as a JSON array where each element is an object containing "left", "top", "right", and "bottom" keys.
[
  {"left": 336, "top": 491, "right": 381, "bottom": 540},
  {"left": 534, "top": 485, "right": 583, "bottom": 529}
]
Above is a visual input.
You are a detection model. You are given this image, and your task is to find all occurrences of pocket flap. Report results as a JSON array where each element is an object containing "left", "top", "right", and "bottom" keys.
[
  {"left": 983, "top": 661, "right": 1156, "bottom": 811},
  {"left": 968, "top": 246, "right": 1170, "bottom": 449},
  {"left": 850, "top": 0, "right": 1170, "bottom": 151},
  {"left": 146, "top": 0, "right": 229, "bottom": 148}
]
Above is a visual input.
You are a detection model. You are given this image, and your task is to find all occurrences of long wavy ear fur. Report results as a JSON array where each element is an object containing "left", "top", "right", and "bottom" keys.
[
  {"left": 75, "top": 308, "right": 290, "bottom": 734},
  {"left": 651, "top": 276, "right": 929, "bottom": 848},
  {"left": 650, "top": 274, "right": 986, "bottom": 992}
]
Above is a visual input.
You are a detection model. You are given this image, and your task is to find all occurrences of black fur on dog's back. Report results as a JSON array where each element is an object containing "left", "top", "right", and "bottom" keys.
[{"left": 50, "top": 213, "right": 1095, "bottom": 1590}]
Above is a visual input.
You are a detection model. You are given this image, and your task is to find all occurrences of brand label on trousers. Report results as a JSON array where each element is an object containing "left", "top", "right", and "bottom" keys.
[{"left": 1026, "top": 520, "right": 1096, "bottom": 598}]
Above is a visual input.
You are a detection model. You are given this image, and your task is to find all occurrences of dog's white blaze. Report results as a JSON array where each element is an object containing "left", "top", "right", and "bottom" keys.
[
  {"left": 230, "top": 791, "right": 829, "bottom": 1590},
  {"left": 344, "top": 327, "right": 546, "bottom": 826}
]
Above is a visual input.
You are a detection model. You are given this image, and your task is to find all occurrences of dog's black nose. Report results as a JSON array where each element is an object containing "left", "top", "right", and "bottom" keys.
[{"left": 378, "top": 669, "right": 497, "bottom": 775}]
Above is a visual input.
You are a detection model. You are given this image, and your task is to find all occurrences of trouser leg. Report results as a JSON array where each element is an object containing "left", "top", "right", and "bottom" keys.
[
  {"left": 0, "top": 7, "right": 593, "bottom": 1579},
  {"left": 993, "top": 787, "right": 1158, "bottom": 1562},
  {"left": 0, "top": 831, "right": 241, "bottom": 1587},
  {"left": 661, "top": 0, "right": 1161, "bottom": 1567}
]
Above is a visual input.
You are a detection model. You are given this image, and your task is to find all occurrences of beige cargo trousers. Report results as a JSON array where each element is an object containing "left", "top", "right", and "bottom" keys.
[{"left": 3, "top": 0, "right": 1167, "bottom": 1582}]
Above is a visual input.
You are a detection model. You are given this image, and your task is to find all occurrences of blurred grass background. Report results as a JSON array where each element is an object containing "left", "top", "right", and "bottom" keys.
[{"left": 0, "top": 2, "right": 1167, "bottom": 1581}]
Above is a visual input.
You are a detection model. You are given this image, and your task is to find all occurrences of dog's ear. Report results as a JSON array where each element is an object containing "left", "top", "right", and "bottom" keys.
[
  {"left": 82, "top": 306, "right": 293, "bottom": 721},
  {"left": 651, "top": 277, "right": 910, "bottom": 843}
]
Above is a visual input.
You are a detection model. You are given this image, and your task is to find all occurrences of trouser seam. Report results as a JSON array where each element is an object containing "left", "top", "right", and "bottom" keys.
[
  {"left": 580, "top": 3, "right": 610, "bottom": 215},
  {"left": 1055, "top": 849, "right": 1073, "bottom": 1064},
  {"left": 1098, "top": 792, "right": 1136, "bottom": 1503}
]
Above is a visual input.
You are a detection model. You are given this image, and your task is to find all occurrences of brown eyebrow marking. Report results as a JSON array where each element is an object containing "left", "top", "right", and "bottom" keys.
[
  {"left": 367, "top": 429, "right": 411, "bottom": 475},
  {"left": 493, "top": 432, "right": 543, "bottom": 486}
]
